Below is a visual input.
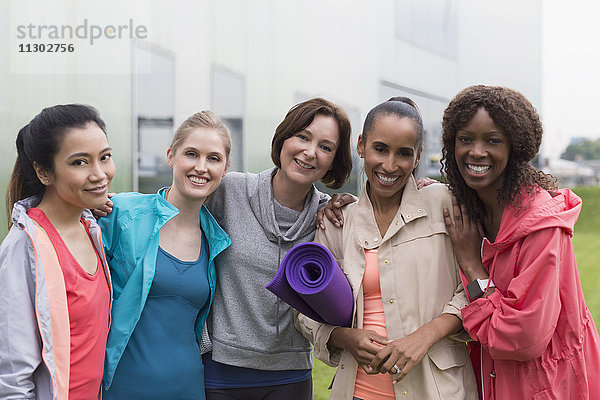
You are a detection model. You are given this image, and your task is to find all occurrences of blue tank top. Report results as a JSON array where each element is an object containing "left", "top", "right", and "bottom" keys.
[{"left": 104, "top": 235, "right": 209, "bottom": 400}]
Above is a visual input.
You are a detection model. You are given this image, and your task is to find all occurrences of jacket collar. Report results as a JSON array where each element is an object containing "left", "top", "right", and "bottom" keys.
[
  {"left": 12, "top": 195, "right": 103, "bottom": 230},
  {"left": 353, "top": 175, "right": 428, "bottom": 249},
  {"left": 156, "top": 186, "right": 231, "bottom": 260}
]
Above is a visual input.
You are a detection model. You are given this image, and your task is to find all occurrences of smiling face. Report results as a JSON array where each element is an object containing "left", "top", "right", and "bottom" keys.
[
  {"left": 358, "top": 114, "right": 421, "bottom": 203},
  {"left": 277, "top": 114, "right": 339, "bottom": 190},
  {"left": 167, "top": 127, "right": 229, "bottom": 203},
  {"left": 39, "top": 123, "right": 115, "bottom": 211},
  {"left": 454, "top": 107, "right": 511, "bottom": 199}
]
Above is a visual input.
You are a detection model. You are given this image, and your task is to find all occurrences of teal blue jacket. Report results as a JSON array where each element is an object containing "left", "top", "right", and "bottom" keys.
[{"left": 98, "top": 188, "right": 231, "bottom": 389}]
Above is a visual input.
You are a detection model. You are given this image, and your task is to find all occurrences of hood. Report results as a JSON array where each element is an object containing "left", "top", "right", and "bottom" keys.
[
  {"left": 482, "top": 188, "right": 581, "bottom": 263},
  {"left": 11, "top": 195, "right": 106, "bottom": 230},
  {"left": 246, "top": 167, "right": 327, "bottom": 244},
  {"left": 10, "top": 195, "right": 41, "bottom": 228}
]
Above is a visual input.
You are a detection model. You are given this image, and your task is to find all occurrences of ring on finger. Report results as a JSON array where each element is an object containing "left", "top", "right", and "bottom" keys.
[{"left": 393, "top": 364, "right": 401, "bottom": 374}]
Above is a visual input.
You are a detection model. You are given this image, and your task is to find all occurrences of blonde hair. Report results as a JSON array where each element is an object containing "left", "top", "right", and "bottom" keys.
[{"left": 170, "top": 110, "right": 232, "bottom": 161}]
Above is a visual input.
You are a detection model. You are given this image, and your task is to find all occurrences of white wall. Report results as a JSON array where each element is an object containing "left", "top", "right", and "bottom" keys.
[{"left": 0, "top": 0, "right": 542, "bottom": 234}]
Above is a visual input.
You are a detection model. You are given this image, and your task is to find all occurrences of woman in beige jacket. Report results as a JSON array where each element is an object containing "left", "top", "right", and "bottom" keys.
[{"left": 296, "top": 97, "right": 477, "bottom": 399}]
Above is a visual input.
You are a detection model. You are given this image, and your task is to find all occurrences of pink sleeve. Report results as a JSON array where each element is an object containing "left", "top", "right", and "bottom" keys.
[{"left": 461, "top": 227, "right": 563, "bottom": 361}]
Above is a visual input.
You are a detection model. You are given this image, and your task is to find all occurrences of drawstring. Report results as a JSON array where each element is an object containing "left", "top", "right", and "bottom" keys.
[
  {"left": 275, "top": 236, "right": 282, "bottom": 340},
  {"left": 485, "top": 251, "right": 499, "bottom": 294}
]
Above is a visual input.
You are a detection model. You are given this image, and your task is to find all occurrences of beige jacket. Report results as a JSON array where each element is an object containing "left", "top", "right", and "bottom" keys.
[{"left": 296, "top": 178, "right": 478, "bottom": 399}]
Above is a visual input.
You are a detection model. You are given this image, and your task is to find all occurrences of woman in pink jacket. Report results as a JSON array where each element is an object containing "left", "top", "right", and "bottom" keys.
[{"left": 441, "top": 85, "right": 600, "bottom": 399}]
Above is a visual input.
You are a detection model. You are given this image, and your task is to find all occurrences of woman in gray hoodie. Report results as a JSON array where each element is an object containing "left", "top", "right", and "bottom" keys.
[{"left": 203, "top": 98, "right": 353, "bottom": 400}]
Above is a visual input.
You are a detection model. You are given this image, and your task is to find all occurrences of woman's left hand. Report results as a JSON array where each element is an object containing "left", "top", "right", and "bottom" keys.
[
  {"left": 443, "top": 196, "right": 487, "bottom": 279},
  {"left": 367, "top": 330, "right": 431, "bottom": 382}
]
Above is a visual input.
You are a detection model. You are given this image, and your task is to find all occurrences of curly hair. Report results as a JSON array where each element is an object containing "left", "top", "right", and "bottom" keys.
[{"left": 441, "top": 85, "right": 557, "bottom": 223}]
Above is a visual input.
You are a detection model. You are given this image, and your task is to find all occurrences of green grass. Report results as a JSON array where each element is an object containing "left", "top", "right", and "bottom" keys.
[
  {"left": 312, "top": 356, "right": 336, "bottom": 400},
  {"left": 572, "top": 186, "right": 600, "bottom": 323},
  {"left": 312, "top": 186, "right": 600, "bottom": 398}
]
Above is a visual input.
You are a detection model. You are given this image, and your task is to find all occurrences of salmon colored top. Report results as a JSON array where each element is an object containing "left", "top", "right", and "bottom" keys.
[
  {"left": 28, "top": 208, "right": 110, "bottom": 400},
  {"left": 354, "top": 248, "right": 395, "bottom": 400}
]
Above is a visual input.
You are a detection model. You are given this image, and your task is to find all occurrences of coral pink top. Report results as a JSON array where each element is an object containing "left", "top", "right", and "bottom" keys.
[
  {"left": 354, "top": 248, "right": 395, "bottom": 400},
  {"left": 28, "top": 208, "right": 110, "bottom": 400}
]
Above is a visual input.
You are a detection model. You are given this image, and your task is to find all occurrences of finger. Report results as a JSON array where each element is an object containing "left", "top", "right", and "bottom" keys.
[
  {"left": 387, "top": 363, "right": 402, "bottom": 377},
  {"left": 324, "top": 206, "right": 341, "bottom": 227},
  {"left": 477, "top": 222, "right": 486, "bottom": 238},
  {"left": 368, "top": 345, "right": 392, "bottom": 373},
  {"left": 369, "top": 353, "right": 391, "bottom": 373},
  {"left": 392, "top": 359, "right": 416, "bottom": 384},
  {"left": 381, "top": 355, "right": 402, "bottom": 375},
  {"left": 362, "top": 341, "right": 387, "bottom": 357},
  {"left": 316, "top": 209, "right": 326, "bottom": 230},
  {"left": 460, "top": 203, "right": 471, "bottom": 230},
  {"left": 368, "top": 332, "right": 391, "bottom": 347},
  {"left": 442, "top": 206, "right": 455, "bottom": 233},
  {"left": 107, "top": 192, "right": 115, "bottom": 199},
  {"left": 359, "top": 364, "right": 377, "bottom": 374},
  {"left": 416, "top": 177, "right": 435, "bottom": 189},
  {"left": 332, "top": 206, "right": 344, "bottom": 227},
  {"left": 335, "top": 193, "right": 357, "bottom": 207},
  {"left": 452, "top": 196, "right": 463, "bottom": 230}
]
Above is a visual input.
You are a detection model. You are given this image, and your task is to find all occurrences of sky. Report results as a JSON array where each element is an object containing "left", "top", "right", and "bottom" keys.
[{"left": 542, "top": 0, "right": 600, "bottom": 158}]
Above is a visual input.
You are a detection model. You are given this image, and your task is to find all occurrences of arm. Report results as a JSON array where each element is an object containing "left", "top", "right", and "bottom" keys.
[
  {"left": 461, "top": 227, "right": 563, "bottom": 360},
  {"left": 294, "top": 216, "right": 347, "bottom": 365},
  {"left": 295, "top": 310, "right": 388, "bottom": 370},
  {"left": 295, "top": 213, "right": 388, "bottom": 371},
  {"left": 96, "top": 196, "right": 130, "bottom": 299},
  {"left": 0, "top": 230, "right": 42, "bottom": 398}
]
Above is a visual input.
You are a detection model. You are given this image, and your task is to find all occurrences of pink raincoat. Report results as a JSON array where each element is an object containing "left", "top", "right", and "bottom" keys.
[{"left": 462, "top": 188, "right": 600, "bottom": 399}]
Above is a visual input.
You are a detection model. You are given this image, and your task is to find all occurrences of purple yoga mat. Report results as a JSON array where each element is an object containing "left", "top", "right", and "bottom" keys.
[{"left": 266, "top": 242, "right": 354, "bottom": 327}]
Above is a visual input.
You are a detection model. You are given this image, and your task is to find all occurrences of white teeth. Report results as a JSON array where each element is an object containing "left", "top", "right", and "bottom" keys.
[
  {"left": 467, "top": 164, "right": 490, "bottom": 175},
  {"left": 189, "top": 176, "right": 208, "bottom": 184},
  {"left": 376, "top": 173, "right": 399, "bottom": 185},
  {"left": 295, "top": 159, "right": 314, "bottom": 169}
]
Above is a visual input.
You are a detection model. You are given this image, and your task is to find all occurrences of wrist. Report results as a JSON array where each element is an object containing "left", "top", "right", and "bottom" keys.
[
  {"left": 460, "top": 261, "right": 488, "bottom": 282},
  {"left": 466, "top": 278, "right": 496, "bottom": 301},
  {"left": 329, "top": 327, "right": 349, "bottom": 350}
]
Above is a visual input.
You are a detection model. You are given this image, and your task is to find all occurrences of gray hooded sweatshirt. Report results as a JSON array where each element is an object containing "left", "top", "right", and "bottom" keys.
[{"left": 205, "top": 168, "right": 329, "bottom": 370}]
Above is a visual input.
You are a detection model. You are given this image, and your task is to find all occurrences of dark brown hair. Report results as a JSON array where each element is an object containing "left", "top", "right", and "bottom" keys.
[
  {"left": 6, "top": 104, "right": 107, "bottom": 220},
  {"left": 441, "top": 85, "right": 557, "bottom": 222},
  {"left": 271, "top": 98, "right": 352, "bottom": 189}
]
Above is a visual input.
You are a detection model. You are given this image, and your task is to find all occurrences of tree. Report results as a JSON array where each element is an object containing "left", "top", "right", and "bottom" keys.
[{"left": 561, "top": 138, "right": 600, "bottom": 161}]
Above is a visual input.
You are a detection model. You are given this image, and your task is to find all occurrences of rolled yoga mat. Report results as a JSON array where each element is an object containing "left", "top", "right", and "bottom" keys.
[{"left": 266, "top": 242, "right": 354, "bottom": 327}]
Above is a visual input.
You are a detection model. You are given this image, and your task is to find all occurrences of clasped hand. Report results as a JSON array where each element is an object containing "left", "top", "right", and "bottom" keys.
[{"left": 331, "top": 327, "right": 432, "bottom": 383}]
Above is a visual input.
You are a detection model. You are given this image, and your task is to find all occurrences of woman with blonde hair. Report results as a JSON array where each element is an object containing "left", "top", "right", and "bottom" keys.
[{"left": 100, "top": 111, "right": 232, "bottom": 400}]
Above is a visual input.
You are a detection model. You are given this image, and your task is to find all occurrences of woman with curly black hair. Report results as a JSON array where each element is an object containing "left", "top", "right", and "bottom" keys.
[{"left": 441, "top": 85, "right": 600, "bottom": 399}]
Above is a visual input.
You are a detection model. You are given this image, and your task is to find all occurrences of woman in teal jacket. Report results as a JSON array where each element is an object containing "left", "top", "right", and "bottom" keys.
[{"left": 98, "top": 111, "right": 232, "bottom": 400}]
